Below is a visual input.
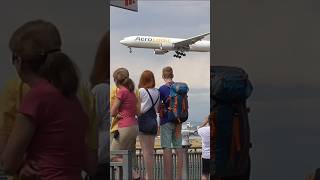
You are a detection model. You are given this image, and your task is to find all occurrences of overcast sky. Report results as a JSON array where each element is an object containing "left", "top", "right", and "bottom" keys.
[
  {"left": 111, "top": 1, "right": 210, "bottom": 125},
  {"left": 213, "top": 0, "right": 320, "bottom": 179}
]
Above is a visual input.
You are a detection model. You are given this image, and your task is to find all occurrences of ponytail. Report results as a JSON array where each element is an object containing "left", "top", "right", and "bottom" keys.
[
  {"left": 123, "top": 77, "right": 135, "bottom": 92},
  {"left": 40, "top": 51, "right": 79, "bottom": 97}
]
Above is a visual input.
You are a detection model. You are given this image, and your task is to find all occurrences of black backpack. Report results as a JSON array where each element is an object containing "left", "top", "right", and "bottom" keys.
[{"left": 210, "top": 66, "right": 253, "bottom": 178}]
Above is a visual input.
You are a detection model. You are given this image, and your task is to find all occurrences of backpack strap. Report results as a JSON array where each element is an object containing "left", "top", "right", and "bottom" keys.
[
  {"left": 145, "top": 88, "right": 159, "bottom": 110},
  {"left": 174, "top": 96, "right": 178, "bottom": 113},
  {"left": 165, "top": 81, "right": 174, "bottom": 102},
  {"left": 182, "top": 95, "right": 187, "bottom": 112}
]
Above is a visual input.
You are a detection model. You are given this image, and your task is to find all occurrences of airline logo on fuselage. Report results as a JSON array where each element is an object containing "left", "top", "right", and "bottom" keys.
[{"left": 135, "top": 36, "right": 171, "bottom": 43}]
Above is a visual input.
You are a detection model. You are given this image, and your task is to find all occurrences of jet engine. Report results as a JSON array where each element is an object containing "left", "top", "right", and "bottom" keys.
[
  {"left": 160, "top": 43, "right": 174, "bottom": 50},
  {"left": 154, "top": 49, "right": 168, "bottom": 55}
]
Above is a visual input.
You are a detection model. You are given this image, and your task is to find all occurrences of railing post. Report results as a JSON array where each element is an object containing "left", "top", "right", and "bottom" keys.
[
  {"left": 182, "top": 145, "right": 191, "bottom": 180},
  {"left": 122, "top": 150, "right": 132, "bottom": 180},
  {"left": 110, "top": 150, "right": 133, "bottom": 180}
]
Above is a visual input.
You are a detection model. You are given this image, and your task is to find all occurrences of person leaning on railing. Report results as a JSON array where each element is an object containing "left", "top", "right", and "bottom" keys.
[
  {"left": 110, "top": 74, "right": 140, "bottom": 144},
  {"left": 158, "top": 66, "right": 185, "bottom": 180},
  {"left": 110, "top": 68, "right": 141, "bottom": 180},
  {"left": 136, "top": 70, "right": 160, "bottom": 180}
]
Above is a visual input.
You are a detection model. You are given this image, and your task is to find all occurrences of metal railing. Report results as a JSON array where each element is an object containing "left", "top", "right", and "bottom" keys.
[
  {"left": 110, "top": 147, "right": 202, "bottom": 180},
  {"left": 110, "top": 150, "right": 133, "bottom": 180}
]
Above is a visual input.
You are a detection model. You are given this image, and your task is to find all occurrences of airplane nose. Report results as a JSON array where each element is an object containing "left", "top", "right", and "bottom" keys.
[{"left": 120, "top": 39, "right": 126, "bottom": 45}]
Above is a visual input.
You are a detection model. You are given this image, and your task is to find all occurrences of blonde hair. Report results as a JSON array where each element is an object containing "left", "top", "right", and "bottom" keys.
[
  {"left": 162, "top": 66, "right": 174, "bottom": 79},
  {"left": 113, "top": 68, "right": 134, "bottom": 92}
]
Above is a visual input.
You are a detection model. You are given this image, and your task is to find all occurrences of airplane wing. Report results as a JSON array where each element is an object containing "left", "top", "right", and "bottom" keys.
[{"left": 173, "top": 32, "right": 210, "bottom": 49}]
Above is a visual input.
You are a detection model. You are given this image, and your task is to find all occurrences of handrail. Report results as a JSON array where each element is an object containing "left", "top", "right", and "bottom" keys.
[
  {"left": 110, "top": 150, "right": 133, "bottom": 180},
  {"left": 110, "top": 147, "right": 203, "bottom": 180}
]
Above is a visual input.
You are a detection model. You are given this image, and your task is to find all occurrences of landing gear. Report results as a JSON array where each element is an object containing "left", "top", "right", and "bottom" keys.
[
  {"left": 129, "top": 47, "right": 132, "bottom": 53},
  {"left": 174, "top": 51, "right": 186, "bottom": 59}
]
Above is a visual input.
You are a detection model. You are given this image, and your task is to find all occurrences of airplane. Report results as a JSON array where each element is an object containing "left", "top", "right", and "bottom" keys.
[{"left": 120, "top": 32, "right": 210, "bottom": 58}]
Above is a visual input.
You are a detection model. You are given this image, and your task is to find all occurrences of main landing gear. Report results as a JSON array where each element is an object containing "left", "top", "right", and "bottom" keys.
[
  {"left": 129, "top": 47, "right": 132, "bottom": 53},
  {"left": 173, "top": 51, "right": 186, "bottom": 59}
]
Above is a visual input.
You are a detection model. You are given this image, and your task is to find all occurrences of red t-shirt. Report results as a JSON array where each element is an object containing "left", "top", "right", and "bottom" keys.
[
  {"left": 19, "top": 80, "right": 87, "bottom": 180},
  {"left": 116, "top": 87, "right": 137, "bottom": 128}
]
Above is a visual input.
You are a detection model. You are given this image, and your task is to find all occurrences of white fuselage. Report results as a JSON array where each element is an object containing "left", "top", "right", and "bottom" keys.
[{"left": 120, "top": 36, "right": 210, "bottom": 52}]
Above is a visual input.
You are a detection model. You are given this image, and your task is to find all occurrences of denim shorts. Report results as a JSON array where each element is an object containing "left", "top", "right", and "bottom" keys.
[{"left": 160, "top": 122, "right": 182, "bottom": 148}]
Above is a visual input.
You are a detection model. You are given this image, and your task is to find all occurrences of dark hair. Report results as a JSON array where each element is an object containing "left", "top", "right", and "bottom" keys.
[
  {"left": 209, "top": 112, "right": 215, "bottom": 128},
  {"left": 40, "top": 52, "right": 79, "bottom": 97},
  {"left": 162, "top": 66, "right": 174, "bottom": 79},
  {"left": 9, "top": 20, "right": 79, "bottom": 97},
  {"left": 138, "top": 70, "right": 155, "bottom": 89},
  {"left": 113, "top": 68, "right": 135, "bottom": 92},
  {"left": 90, "top": 32, "right": 109, "bottom": 88}
]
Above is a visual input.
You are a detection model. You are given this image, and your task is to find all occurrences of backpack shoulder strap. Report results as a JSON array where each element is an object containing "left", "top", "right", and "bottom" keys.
[
  {"left": 165, "top": 81, "right": 174, "bottom": 88},
  {"left": 145, "top": 88, "right": 158, "bottom": 108}
]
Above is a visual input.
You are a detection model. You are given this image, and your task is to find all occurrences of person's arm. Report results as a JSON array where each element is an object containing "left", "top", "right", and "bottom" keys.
[
  {"left": 136, "top": 102, "right": 141, "bottom": 116},
  {"left": 198, "top": 116, "right": 209, "bottom": 129},
  {"left": 136, "top": 90, "right": 141, "bottom": 116},
  {"left": 0, "top": 80, "right": 20, "bottom": 154},
  {"left": 110, "top": 98, "right": 121, "bottom": 117},
  {"left": 0, "top": 113, "right": 35, "bottom": 174}
]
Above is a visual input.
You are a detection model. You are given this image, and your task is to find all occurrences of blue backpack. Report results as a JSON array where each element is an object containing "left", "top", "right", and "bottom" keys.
[
  {"left": 166, "top": 82, "right": 189, "bottom": 124},
  {"left": 211, "top": 66, "right": 253, "bottom": 178}
]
